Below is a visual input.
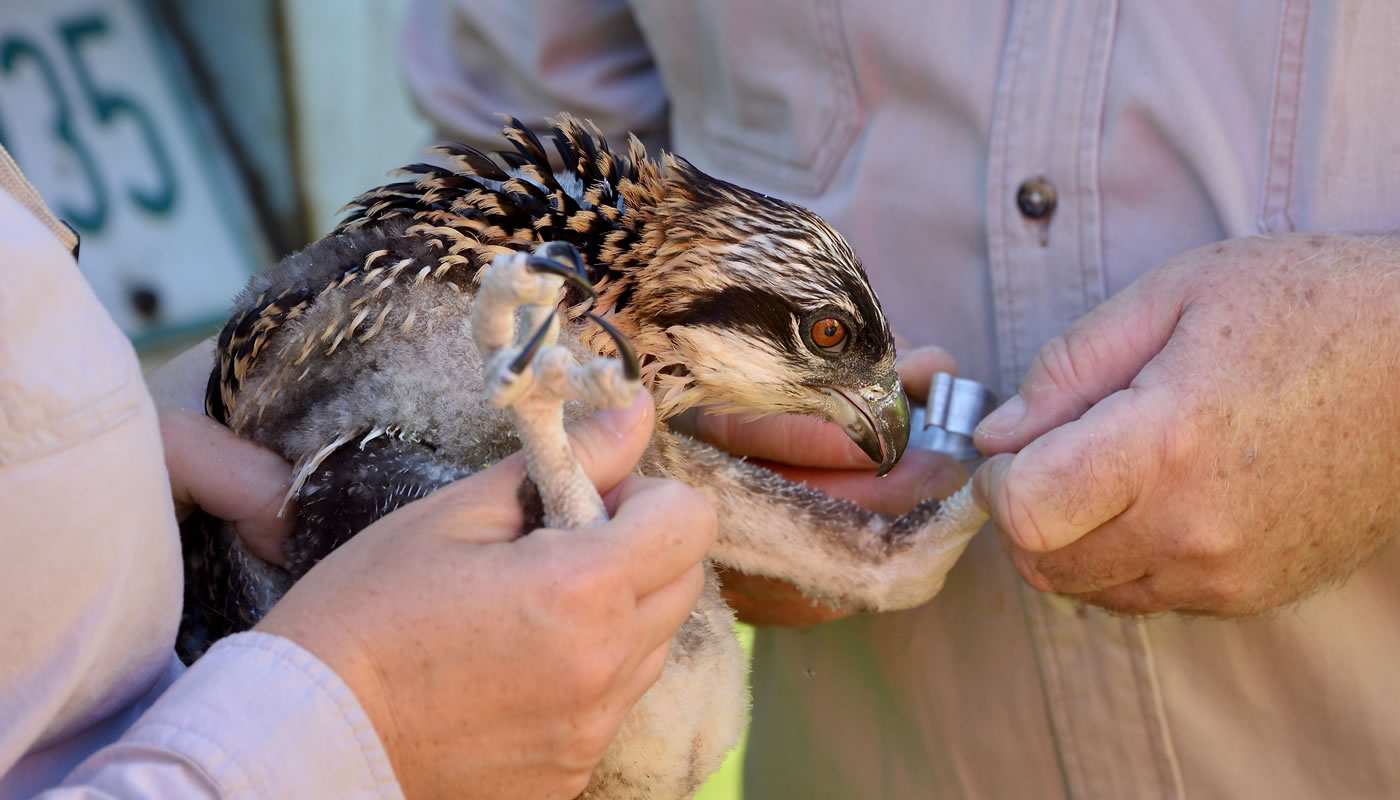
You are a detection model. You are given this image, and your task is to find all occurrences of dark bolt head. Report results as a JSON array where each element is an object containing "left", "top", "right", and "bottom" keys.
[{"left": 129, "top": 285, "right": 161, "bottom": 319}]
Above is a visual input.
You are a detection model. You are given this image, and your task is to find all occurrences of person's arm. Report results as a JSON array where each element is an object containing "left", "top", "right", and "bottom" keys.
[
  {"left": 34, "top": 396, "right": 712, "bottom": 800},
  {"left": 38, "top": 635, "right": 399, "bottom": 799},
  {"left": 398, "top": 0, "right": 669, "bottom": 152},
  {"left": 0, "top": 182, "right": 189, "bottom": 796},
  {"left": 257, "top": 395, "right": 713, "bottom": 800},
  {"left": 3, "top": 144, "right": 711, "bottom": 800},
  {"left": 972, "top": 233, "right": 1400, "bottom": 616}
]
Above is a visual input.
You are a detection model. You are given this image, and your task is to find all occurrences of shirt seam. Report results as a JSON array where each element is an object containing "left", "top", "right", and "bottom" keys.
[
  {"left": 1040, "top": 595, "right": 1089, "bottom": 796},
  {"left": 1017, "top": 583, "right": 1076, "bottom": 799},
  {"left": 0, "top": 145, "right": 79, "bottom": 252},
  {"left": 1073, "top": 0, "right": 1117, "bottom": 314},
  {"left": 987, "top": 0, "right": 1030, "bottom": 396},
  {"left": 1259, "top": 0, "right": 1310, "bottom": 233},
  {"left": 1129, "top": 620, "right": 1186, "bottom": 799}
]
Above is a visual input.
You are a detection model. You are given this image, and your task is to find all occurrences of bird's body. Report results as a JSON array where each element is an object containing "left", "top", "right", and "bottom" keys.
[{"left": 183, "top": 115, "right": 985, "bottom": 799}]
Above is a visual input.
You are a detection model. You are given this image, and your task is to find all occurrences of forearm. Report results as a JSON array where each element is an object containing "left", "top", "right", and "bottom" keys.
[{"left": 44, "top": 634, "right": 401, "bottom": 800}]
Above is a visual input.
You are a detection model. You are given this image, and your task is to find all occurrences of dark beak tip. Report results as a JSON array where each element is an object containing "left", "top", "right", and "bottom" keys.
[
  {"left": 874, "top": 429, "right": 907, "bottom": 477},
  {"left": 878, "top": 386, "right": 912, "bottom": 476},
  {"left": 827, "top": 372, "right": 910, "bottom": 477}
]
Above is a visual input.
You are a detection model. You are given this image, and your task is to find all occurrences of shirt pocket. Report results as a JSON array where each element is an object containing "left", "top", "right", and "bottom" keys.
[
  {"left": 1259, "top": 1, "right": 1400, "bottom": 234},
  {"left": 630, "top": 0, "right": 863, "bottom": 198}
]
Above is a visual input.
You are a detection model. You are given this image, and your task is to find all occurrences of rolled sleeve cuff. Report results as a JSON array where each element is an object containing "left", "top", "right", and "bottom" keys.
[{"left": 65, "top": 633, "right": 402, "bottom": 800}]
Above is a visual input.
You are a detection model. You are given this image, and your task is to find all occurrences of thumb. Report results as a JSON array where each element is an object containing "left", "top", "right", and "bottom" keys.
[
  {"left": 160, "top": 408, "right": 295, "bottom": 564},
  {"left": 565, "top": 390, "right": 657, "bottom": 495},
  {"left": 974, "top": 272, "right": 1185, "bottom": 454},
  {"left": 973, "top": 382, "right": 1174, "bottom": 552},
  {"left": 427, "top": 390, "right": 657, "bottom": 528}
]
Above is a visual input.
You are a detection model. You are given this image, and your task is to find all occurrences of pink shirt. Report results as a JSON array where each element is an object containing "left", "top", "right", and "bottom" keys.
[
  {"left": 403, "top": 2, "right": 1400, "bottom": 797},
  {"left": 0, "top": 148, "right": 401, "bottom": 799}
]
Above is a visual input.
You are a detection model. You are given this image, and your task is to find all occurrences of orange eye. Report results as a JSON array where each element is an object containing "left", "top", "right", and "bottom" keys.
[{"left": 810, "top": 317, "right": 848, "bottom": 350}]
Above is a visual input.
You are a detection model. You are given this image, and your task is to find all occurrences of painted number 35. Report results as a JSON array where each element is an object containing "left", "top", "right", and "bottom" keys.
[{"left": 0, "top": 11, "right": 178, "bottom": 234}]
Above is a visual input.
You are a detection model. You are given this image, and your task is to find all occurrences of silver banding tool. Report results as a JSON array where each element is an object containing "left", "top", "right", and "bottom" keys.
[{"left": 907, "top": 373, "right": 998, "bottom": 462}]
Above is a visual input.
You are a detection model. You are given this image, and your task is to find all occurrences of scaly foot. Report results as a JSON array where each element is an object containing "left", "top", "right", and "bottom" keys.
[{"left": 473, "top": 242, "right": 642, "bottom": 528}]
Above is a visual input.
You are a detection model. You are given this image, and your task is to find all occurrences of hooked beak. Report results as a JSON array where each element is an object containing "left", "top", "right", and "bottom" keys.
[{"left": 818, "top": 370, "right": 910, "bottom": 476}]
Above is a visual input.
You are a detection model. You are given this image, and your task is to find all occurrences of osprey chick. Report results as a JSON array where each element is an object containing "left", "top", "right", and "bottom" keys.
[{"left": 185, "top": 115, "right": 986, "bottom": 799}]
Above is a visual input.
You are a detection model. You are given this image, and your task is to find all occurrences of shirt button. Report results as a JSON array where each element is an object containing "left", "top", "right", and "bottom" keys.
[{"left": 1016, "top": 178, "right": 1057, "bottom": 221}]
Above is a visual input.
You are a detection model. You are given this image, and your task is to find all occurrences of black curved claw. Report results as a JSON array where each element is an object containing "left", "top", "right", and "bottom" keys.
[
  {"left": 585, "top": 312, "right": 640, "bottom": 382},
  {"left": 525, "top": 255, "right": 597, "bottom": 299},
  {"left": 509, "top": 310, "right": 558, "bottom": 374},
  {"left": 536, "top": 241, "right": 588, "bottom": 278}
]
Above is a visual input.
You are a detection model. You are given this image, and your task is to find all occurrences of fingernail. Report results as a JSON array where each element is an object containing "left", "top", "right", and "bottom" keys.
[
  {"left": 976, "top": 393, "right": 1026, "bottom": 437},
  {"left": 594, "top": 393, "right": 650, "bottom": 437}
]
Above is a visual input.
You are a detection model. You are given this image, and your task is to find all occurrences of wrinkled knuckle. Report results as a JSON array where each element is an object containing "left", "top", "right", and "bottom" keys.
[
  {"left": 1033, "top": 333, "right": 1094, "bottom": 400},
  {"left": 997, "top": 464, "right": 1055, "bottom": 552}
]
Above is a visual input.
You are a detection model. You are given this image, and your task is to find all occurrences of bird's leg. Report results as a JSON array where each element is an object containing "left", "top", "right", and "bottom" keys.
[
  {"left": 474, "top": 243, "right": 641, "bottom": 529},
  {"left": 648, "top": 430, "right": 989, "bottom": 612}
]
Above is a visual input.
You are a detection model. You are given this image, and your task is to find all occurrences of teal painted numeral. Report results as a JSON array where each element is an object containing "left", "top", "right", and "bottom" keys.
[
  {"left": 0, "top": 9, "right": 182, "bottom": 233},
  {"left": 61, "top": 13, "right": 178, "bottom": 215},
  {"left": 0, "top": 34, "right": 110, "bottom": 232}
]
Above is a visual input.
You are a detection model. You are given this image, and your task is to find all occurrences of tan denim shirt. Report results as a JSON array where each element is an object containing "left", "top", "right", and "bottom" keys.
[{"left": 404, "top": 2, "right": 1400, "bottom": 797}]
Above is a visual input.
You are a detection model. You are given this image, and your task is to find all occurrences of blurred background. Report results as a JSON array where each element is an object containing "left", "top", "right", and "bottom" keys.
[
  {"left": 0, "top": 0, "right": 430, "bottom": 361},
  {"left": 0, "top": 1, "right": 748, "bottom": 796}
]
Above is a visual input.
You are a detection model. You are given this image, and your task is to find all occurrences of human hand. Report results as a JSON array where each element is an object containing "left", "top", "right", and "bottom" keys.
[
  {"left": 145, "top": 338, "right": 294, "bottom": 563},
  {"left": 973, "top": 234, "right": 1400, "bottom": 616},
  {"left": 257, "top": 394, "right": 716, "bottom": 800},
  {"left": 679, "top": 346, "right": 970, "bottom": 625}
]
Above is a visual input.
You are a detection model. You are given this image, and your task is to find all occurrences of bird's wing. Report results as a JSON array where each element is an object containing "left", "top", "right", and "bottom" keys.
[
  {"left": 284, "top": 432, "right": 472, "bottom": 576},
  {"left": 177, "top": 433, "right": 472, "bottom": 663}
]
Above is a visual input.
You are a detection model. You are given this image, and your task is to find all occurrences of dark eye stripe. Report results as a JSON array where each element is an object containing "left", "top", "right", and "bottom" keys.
[{"left": 648, "top": 286, "right": 802, "bottom": 350}]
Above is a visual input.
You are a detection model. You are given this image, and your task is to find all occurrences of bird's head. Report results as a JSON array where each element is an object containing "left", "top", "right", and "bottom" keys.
[
  {"left": 346, "top": 114, "right": 911, "bottom": 473},
  {"left": 592, "top": 157, "right": 910, "bottom": 475}
]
